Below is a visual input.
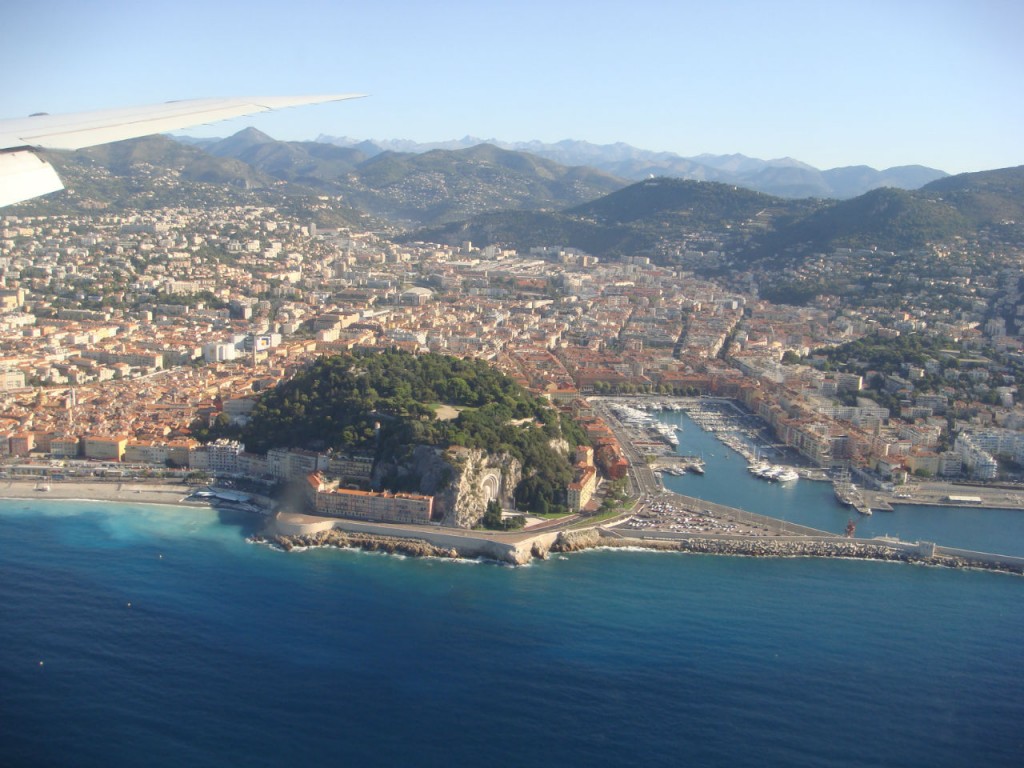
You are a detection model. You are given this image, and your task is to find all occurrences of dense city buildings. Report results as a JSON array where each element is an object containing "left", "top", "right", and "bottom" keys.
[{"left": 4, "top": 194, "right": 1024, "bottom": 523}]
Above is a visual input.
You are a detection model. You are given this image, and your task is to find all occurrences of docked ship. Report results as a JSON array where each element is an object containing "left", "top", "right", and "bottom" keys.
[
  {"left": 652, "top": 422, "right": 679, "bottom": 447},
  {"left": 834, "top": 470, "right": 871, "bottom": 515},
  {"left": 748, "top": 462, "right": 798, "bottom": 483},
  {"left": 613, "top": 402, "right": 680, "bottom": 448},
  {"left": 748, "top": 460, "right": 772, "bottom": 478},
  {"left": 772, "top": 467, "right": 799, "bottom": 483}
]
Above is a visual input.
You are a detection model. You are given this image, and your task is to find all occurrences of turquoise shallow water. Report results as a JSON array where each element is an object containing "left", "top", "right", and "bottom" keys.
[{"left": 1, "top": 498, "right": 1022, "bottom": 767}]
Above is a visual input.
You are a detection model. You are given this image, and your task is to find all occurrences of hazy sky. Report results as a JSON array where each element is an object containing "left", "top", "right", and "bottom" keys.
[{"left": 4, "top": 0, "right": 1021, "bottom": 173}]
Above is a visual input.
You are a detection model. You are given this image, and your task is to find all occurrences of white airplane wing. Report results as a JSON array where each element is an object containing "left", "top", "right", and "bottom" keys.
[{"left": 0, "top": 93, "right": 365, "bottom": 207}]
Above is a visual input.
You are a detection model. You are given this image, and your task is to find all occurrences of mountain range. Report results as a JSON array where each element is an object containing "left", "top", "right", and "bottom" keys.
[
  {"left": 21, "top": 135, "right": 371, "bottom": 227},
  {"left": 18, "top": 129, "right": 1023, "bottom": 273},
  {"left": 197, "top": 129, "right": 624, "bottom": 226},
  {"left": 407, "top": 167, "right": 1024, "bottom": 261},
  {"left": 315, "top": 135, "right": 948, "bottom": 199}
]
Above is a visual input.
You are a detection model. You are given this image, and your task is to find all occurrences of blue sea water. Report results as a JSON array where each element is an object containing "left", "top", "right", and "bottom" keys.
[{"left": 1, "top": 498, "right": 1022, "bottom": 767}]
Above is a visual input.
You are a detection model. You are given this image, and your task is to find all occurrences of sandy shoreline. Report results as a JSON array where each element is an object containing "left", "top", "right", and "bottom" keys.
[{"left": 0, "top": 479, "right": 205, "bottom": 507}]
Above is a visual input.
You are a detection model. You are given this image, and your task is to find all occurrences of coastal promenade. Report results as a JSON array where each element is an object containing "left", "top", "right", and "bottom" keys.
[{"left": 0, "top": 478, "right": 201, "bottom": 507}]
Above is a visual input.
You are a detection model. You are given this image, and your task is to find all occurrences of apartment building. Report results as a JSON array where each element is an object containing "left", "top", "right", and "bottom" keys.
[{"left": 306, "top": 473, "right": 433, "bottom": 524}]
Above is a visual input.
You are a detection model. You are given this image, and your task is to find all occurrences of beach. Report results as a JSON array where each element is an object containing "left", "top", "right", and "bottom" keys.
[{"left": 0, "top": 478, "right": 205, "bottom": 507}]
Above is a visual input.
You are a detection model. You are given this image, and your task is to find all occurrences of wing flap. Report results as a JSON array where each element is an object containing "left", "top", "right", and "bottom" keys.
[
  {"left": 0, "top": 93, "right": 366, "bottom": 207},
  {"left": 0, "top": 94, "right": 366, "bottom": 151},
  {"left": 0, "top": 150, "right": 64, "bottom": 207}
]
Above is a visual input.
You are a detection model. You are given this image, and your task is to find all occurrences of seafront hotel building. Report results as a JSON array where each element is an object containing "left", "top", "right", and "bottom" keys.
[{"left": 305, "top": 473, "right": 433, "bottom": 524}]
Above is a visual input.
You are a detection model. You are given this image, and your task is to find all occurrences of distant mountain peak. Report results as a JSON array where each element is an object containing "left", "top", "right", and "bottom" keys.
[
  {"left": 315, "top": 137, "right": 947, "bottom": 199},
  {"left": 180, "top": 132, "right": 952, "bottom": 201},
  {"left": 234, "top": 126, "right": 275, "bottom": 141},
  {"left": 207, "top": 127, "right": 278, "bottom": 157}
]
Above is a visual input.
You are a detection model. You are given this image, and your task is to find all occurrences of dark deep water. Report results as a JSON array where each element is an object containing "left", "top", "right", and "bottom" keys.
[{"left": 1, "top": 498, "right": 1021, "bottom": 767}]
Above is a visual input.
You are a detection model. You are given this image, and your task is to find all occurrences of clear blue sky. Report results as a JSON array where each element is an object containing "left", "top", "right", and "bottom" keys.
[{"left": 4, "top": 0, "right": 1021, "bottom": 173}]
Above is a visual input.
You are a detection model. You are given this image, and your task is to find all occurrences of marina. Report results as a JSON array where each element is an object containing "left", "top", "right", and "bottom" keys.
[
  {"left": 747, "top": 461, "right": 800, "bottom": 484},
  {"left": 606, "top": 401, "right": 681, "bottom": 451},
  {"left": 604, "top": 397, "right": 1024, "bottom": 557}
]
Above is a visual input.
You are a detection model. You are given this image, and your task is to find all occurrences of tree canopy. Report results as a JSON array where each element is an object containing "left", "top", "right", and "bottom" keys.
[{"left": 237, "top": 348, "right": 586, "bottom": 511}]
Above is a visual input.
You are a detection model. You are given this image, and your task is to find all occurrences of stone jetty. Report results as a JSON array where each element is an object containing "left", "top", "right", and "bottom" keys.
[{"left": 259, "top": 511, "right": 1024, "bottom": 574}]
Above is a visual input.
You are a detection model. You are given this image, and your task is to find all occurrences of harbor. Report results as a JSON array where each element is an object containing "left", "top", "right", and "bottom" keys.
[{"left": 597, "top": 397, "right": 1024, "bottom": 558}]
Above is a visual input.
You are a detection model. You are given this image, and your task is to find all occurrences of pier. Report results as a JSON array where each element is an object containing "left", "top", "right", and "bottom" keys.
[{"left": 862, "top": 482, "right": 1024, "bottom": 511}]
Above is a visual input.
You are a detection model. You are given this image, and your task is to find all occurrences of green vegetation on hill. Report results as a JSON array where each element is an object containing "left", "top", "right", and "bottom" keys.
[
  {"left": 237, "top": 349, "right": 586, "bottom": 512},
  {"left": 806, "top": 332, "right": 958, "bottom": 412},
  {"left": 569, "top": 177, "right": 775, "bottom": 225},
  {"left": 759, "top": 187, "right": 969, "bottom": 253},
  {"left": 205, "top": 137, "right": 626, "bottom": 226},
  {"left": 747, "top": 166, "right": 1024, "bottom": 259},
  {"left": 406, "top": 177, "right": 799, "bottom": 257},
  {"left": 920, "top": 166, "right": 1024, "bottom": 226},
  {"left": 800, "top": 329, "right": 1024, "bottom": 411},
  {"left": 411, "top": 167, "right": 1024, "bottom": 265},
  {"left": 812, "top": 332, "right": 953, "bottom": 375}
]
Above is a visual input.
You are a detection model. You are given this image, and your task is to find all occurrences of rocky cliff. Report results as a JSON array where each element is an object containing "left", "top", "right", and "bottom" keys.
[
  {"left": 437, "top": 447, "right": 521, "bottom": 528},
  {"left": 373, "top": 445, "right": 522, "bottom": 528}
]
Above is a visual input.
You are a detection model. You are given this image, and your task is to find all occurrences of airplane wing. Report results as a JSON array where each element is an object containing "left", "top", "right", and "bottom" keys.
[{"left": 0, "top": 94, "right": 366, "bottom": 207}]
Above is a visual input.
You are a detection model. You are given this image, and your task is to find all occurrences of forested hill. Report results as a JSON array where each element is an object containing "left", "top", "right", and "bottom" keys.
[
  {"left": 407, "top": 167, "right": 1024, "bottom": 260},
  {"left": 232, "top": 350, "right": 586, "bottom": 512},
  {"left": 207, "top": 136, "right": 627, "bottom": 226},
  {"left": 919, "top": 165, "right": 1024, "bottom": 226},
  {"left": 754, "top": 187, "right": 970, "bottom": 254},
  {"left": 750, "top": 165, "right": 1024, "bottom": 256},
  {"left": 15, "top": 136, "right": 369, "bottom": 228},
  {"left": 403, "top": 177, "right": 809, "bottom": 256},
  {"left": 568, "top": 177, "right": 777, "bottom": 224}
]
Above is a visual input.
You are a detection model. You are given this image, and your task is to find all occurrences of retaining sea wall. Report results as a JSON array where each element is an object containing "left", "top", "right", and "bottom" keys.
[
  {"left": 271, "top": 512, "right": 560, "bottom": 564},
  {"left": 267, "top": 513, "right": 1023, "bottom": 574}
]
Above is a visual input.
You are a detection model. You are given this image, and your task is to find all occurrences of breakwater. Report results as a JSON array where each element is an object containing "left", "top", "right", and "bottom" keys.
[
  {"left": 260, "top": 512, "right": 1024, "bottom": 574},
  {"left": 559, "top": 529, "right": 1024, "bottom": 574},
  {"left": 262, "top": 512, "right": 559, "bottom": 564}
]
